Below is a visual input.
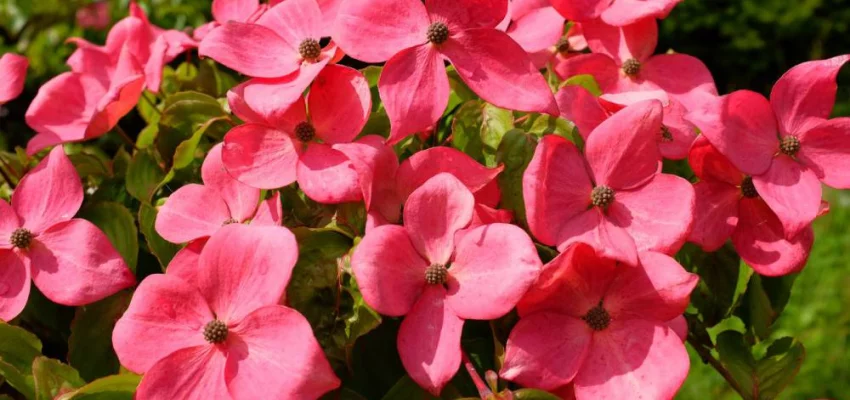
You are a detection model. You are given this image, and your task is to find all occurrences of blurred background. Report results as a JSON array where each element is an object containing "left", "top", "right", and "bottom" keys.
[{"left": 1, "top": 0, "right": 848, "bottom": 399}]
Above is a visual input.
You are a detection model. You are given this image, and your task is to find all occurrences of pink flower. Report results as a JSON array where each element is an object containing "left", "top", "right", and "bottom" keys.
[
  {"left": 687, "top": 137, "right": 815, "bottom": 276},
  {"left": 193, "top": 0, "right": 269, "bottom": 41},
  {"left": 351, "top": 173, "right": 541, "bottom": 394},
  {"left": 155, "top": 143, "right": 282, "bottom": 245},
  {"left": 505, "top": 0, "right": 566, "bottom": 62},
  {"left": 0, "top": 147, "right": 135, "bottom": 321},
  {"left": 333, "top": 0, "right": 558, "bottom": 143},
  {"left": 500, "top": 242, "right": 698, "bottom": 399},
  {"left": 199, "top": 0, "right": 342, "bottom": 110},
  {"left": 0, "top": 53, "right": 28, "bottom": 104},
  {"left": 523, "top": 100, "right": 695, "bottom": 266},
  {"left": 686, "top": 55, "right": 850, "bottom": 240},
  {"left": 222, "top": 64, "right": 369, "bottom": 203},
  {"left": 556, "top": 85, "right": 697, "bottom": 159},
  {"left": 550, "top": 0, "right": 682, "bottom": 26},
  {"left": 113, "top": 224, "right": 340, "bottom": 399},
  {"left": 76, "top": 1, "right": 111, "bottom": 30},
  {"left": 555, "top": 18, "right": 716, "bottom": 112}
]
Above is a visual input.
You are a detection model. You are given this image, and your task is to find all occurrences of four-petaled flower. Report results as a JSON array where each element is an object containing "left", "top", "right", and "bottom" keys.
[{"left": 352, "top": 173, "right": 541, "bottom": 394}]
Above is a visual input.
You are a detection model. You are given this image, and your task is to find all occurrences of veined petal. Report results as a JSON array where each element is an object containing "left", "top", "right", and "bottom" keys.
[
  {"left": 396, "top": 146, "right": 503, "bottom": 201},
  {"left": 797, "top": 118, "right": 850, "bottom": 188},
  {"left": 506, "top": 6, "right": 565, "bottom": 53},
  {"left": 557, "top": 208, "right": 639, "bottom": 266},
  {"left": 770, "top": 55, "right": 850, "bottom": 136},
  {"left": 582, "top": 18, "right": 657, "bottom": 63},
  {"left": 198, "top": 21, "right": 298, "bottom": 78},
  {"left": 222, "top": 124, "right": 300, "bottom": 189},
  {"left": 25, "top": 73, "right": 105, "bottom": 155},
  {"left": 212, "top": 0, "right": 260, "bottom": 23},
  {"left": 601, "top": 0, "right": 682, "bottom": 26},
  {"left": 403, "top": 173, "right": 475, "bottom": 265},
  {"left": 552, "top": 53, "right": 620, "bottom": 91},
  {"left": 642, "top": 54, "right": 718, "bottom": 112},
  {"left": 201, "top": 144, "right": 261, "bottom": 223},
  {"left": 688, "top": 135, "right": 744, "bottom": 186},
  {"left": 296, "top": 143, "right": 362, "bottom": 204},
  {"left": 425, "top": 0, "right": 508, "bottom": 30},
  {"left": 0, "top": 53, "right": 28, "bottom": 103},
  {"left": 309, "top": 64, "right": 371, "bottom": 144},
  {"left": 688, "top": 181, "right": 740, "bottom": 252},
  {"left": 135, "top": 345, "right": 229, "bottom": 400},
  {"left": 732, "top": 198, "right": 814, "bottom": 276},
  {"left": 556, "top": 84, "right": 609, "bottom": 140},
  {"left": 549, "top": 0, "right": 608, "bottom": 21},
  {"left": 333, "top": 0, "right": 429, "bottom": 63},
  {"left": 256, "top": 0, "right": 328, "bottom": 49},
  {"left": 155, "top": 184, "right": 231, "bottom": 243},
  {"left": 0, "top": 251, "right": 30, "bottom": 322},
  {"left": 12, "top": 146, "right": 83, "bottom": 234},
  {"left": 752, "top": 156, "right": 822, "bottom": 240}
]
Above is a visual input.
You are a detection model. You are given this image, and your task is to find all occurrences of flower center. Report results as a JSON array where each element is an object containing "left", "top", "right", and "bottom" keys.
[
  {"left": 555, "top": 37, "right": 571, "bottom": 54},
  {"left": 582, "top": 304, "right": 610, "bottom": 331},
  {"left": 779, "top": 135, "right": 800, "bottom": 156},
  {"left": 427, "top": 22, "right": 449, "bottom": 44},
  {"left": 622, "top": 58, "right": 641, "bottom": 76},
  {"left": 295, "top": 122, "right": 316, "bottom": 142},
  {"left": 298, "top": 38, "right": 321, "bottom": 62},
  {"left": 591, "top": 185, "right": 615, "bottom": 208},
  {"left": 222, "top": 218, "right": 238, "bottom": 226},
  {"left": 203, "top": 320, "right": 228, "bottom": 344},
  {"left": 660, "top": 125, "right": 673, "bottom": 142},
  {"left": 10, "top": 228, "right": 32, "bottom": 249},
  {"left": 741, "top": 176, "right": 758, "bottom": 198},
  {"left": 425, "top": 264, "right": 448, "bottom": 285}
]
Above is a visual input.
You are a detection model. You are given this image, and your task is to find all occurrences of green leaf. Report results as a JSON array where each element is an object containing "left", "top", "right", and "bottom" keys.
[
  {"left": 135, "top": 91, "right": 161, "bottom": 124},
  {"left": 677, "top": 243, "right": 746, "bottom": 327},
  {"left": 343, "top": 274, "right": 382, "bottom": 346},
  {"left": 157, "top": 91, "right": 229, "bottom": 163},
  {"left": 495, "top": 129, "right": 537, "bottom": 228},
  {"left": 451, "top": 100, "right": 514, "bottom": 167},
  {"left": 513, "top": 388, "right": 563, "bottom": 400},
  {"left": 0, "top": 322, "right": 43, "bottom": 399},
  {"left": 171, "top": 115, "right": 230, "bottom": 171},
  {"left": 523, "top": 114, "right": 576, "bottom": 143},
  {"left": 55, "top": 373, "right": 141, "bottom": 400},
  {"left": 78, "top": 202, "right": 139, "bottom": 273},
  {"left": 32, "top": 357, "right": 85, "bottom": 400},
  {"left": 68, "top": 153, "right": 111, "bottom": 179},
  {"left": 138, "top": 203, "right": 180, "bottom": 270},
  {"left": 382, "top": 375, "right": 440, "bottom": 400},
  {"left": 716, "top": 331, "right": 805, "bottom": 400},
  {"left": 560, "top": 74, "right": 602, "bottom": 96},
  {"left": 125, "top": 150, "right": 165, "bottom": 203},
  {"left": 360, "top": 66, "right": 391, "bottom": 137},
  {"left": 737, "top": 274, "right": 797, "bottom": 340},
  {"left": 68, "top": 292, "right": 132, "bottom": 382},
  {"left": 757, "top": 337, "right": 806, "bottom": 399}
]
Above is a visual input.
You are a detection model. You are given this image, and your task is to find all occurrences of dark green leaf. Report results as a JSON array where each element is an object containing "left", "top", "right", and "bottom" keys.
[
  {"left": 157, "top": 91, "right": 228, "bottom": 163},
  {"left": 513, "top": 388, "right": 563, "bottom": 400},
  {"left": 0, "top": 322, "right": 42, "bottom": 399},
  {"left": 138, "top": 203, "right": 180, "bottom": 269},
  {"left": 125, "top": 150, "right": 165, "bottom": 203},
  {"left": 68, "top": 153, "right": 111, "bottom": 179},
  {"left": 495, "top": 129, "right": 537, "bottom": 228},
  {"left": 32, "top": 357, "right": 85, "bottom": 400},
  {"left": 78, "top": 203, "right": 139, "bottom": 273},
  {"left": 677, "top": 243, "right": 745, "bottom": 327},
  {"left": 737, "top": 274, "right": 797, "bottom": 340},
  {"left": 54, "top": 373, "right": 141, "bottom": 400},
  {"left": 68, "top": 292, "right": 132, "bottom": 381},
  {"left": 716, "top": 331, "right": 805, "bottom": 400},
  {"left": 450, "top": 100, "right": 514, "bottom": 167},
  {"left": 382, "top": 375, "right": 440, "bottom": 400}
]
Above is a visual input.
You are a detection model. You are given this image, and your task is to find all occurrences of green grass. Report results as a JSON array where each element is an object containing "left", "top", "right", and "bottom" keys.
[{"left": 678, "top": 189, "right": 850, "bottom": 399}]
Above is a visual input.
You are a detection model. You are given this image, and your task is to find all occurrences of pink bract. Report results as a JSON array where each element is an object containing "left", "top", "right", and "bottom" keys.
[
  {"left": 555, "top": 18, "right": 717, "bottom": 112},
  {"left": 334, "top": 0, "right": 557, "bottom": 144},
  {"left": 113, "top": 224, "right": 340, "bottom": 399},
  {"left": 0, "top": 147, "right": 135, "bottom": 321},
  {"left": 351, "top": 173, "right": 541, "bottom": 394},
  {"left": 76, "top": 1, "right": 111, "bottom": 30},
  {"left": 500, "top": 242, "right": 698, "bottom": 399},
  {"left": 0, "top": 53, "right": 28, "bottom": 104},
  {"left": 550, "top": 0, "right": 682, "bottom": 26},
  {"left": 193, "top": 0, "right": 268, "bottom": 41},
  {"left": 686, "top": 55, "right": 850, "bottom": 240},
  {"left": 222, "top": 64, "right": 369, "bottom": 203},
  {"left": 687, "top": 136, "right": 815, "bottom": 276},
  {"left": 524, "top": 100, "right": 695, "bottom": 266}
]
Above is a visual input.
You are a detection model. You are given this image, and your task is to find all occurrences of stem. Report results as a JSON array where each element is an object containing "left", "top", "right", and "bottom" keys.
[
  {"left": 114, "top": 125, "right": 137, "bottom": 150},
  {"left": 0, "top": 163, "right": 15, "bottom": 188},
  {"left": 514, "top": 114, "right": 531, "bottom": 125},
  {"left": 0, "top": 155, "right": 18, "bottom": 183},
  {"left": 141, "top": 92, "right": 162, "bottom": 116},
  {"left": 686, "top": 335, "right": 747, "bottom": 397},
  {"left": 462, "top": 352, "right": 492, "bottom": 399}
]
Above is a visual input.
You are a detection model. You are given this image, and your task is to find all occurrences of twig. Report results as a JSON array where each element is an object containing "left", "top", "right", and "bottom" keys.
[
  {"left": 141, "top": 92, "right": 162, "bottom": 116},
  {"left": 686, "top": 335, "right": 748, "bottom": 397},
  {"left": 0, "top": 163, "right": 15, "bottom": 188},
  {"left": 114, "top": 125, "right": 137, "bottom": 150}
]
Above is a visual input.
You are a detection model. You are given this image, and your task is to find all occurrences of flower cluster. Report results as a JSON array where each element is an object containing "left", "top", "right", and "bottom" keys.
[{"left": 2, "top": 0, "right": 848, "bottom": 399}]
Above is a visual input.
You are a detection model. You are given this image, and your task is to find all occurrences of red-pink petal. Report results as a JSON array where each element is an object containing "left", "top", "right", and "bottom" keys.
[
  {"left": 523, "top": 135, "right": 594, "bottom": 246},
  {"left": 556, "top": 84, "right": 608, "bottom": 140},
  {"left": 0, "top": 251, "right": 29, "bottom": 322},
  {"left": 397, "top": 286, "right": 464, "bottom": 396},
  {"left": 688, "top": 181, "right": 740, "bottom": 252},
  {"left": 251, "top": 192, "right": 283, "bottom": 226},
  {"left": 196, "top": 224, "right": 298, "bottom": 321},
  {"left": 558, "top": 208, "right": 639, "bottom": 266},
  {"left": 752, "top": 156, "right": 822, "bottom": 240},
  {"left": 601, "top": 0, "right": 682, "bottom": 26},
  {"left": 227, "top": 79, "right": 311, "bottom": 127},
  {"left": 441, "top": 29, "right": 558, "bottom": 116},
  {"left": 797, "top": 118, "right": 850, "bottom": 188},
  {"left": 732, "top": 198, "right": 813, "bottom": 276},
  {"left": 0, "top": 201, "right": 20, "bottom": 249},
  {"left": 605, "top": 251, "right": 698, "bottom": 321},
  {"left": 381, "top": 44, "right": 449, "bottom": 144},
  {"left": 201, "top": 144, "right": 260, "bottom": 223},
  {"left": 396, "top": 146, "right": 503, "bottom": 202},
  {"left": 296, "top": 143, "right": 362, "bottom": 204},
  {"left": 29, "top": 219, "right": 135, "bottom": 306},
  {"left": 333, "top": 135, "right": 402, "bottom": 222},
  {"left": 135, "top": 345, "right": 229, "bottom": 400},
  {"left": 470, "top": 204, "right": 513, "bottom": 226},
  {"left": 198, "top": 22, "right": 298, "bottom": 78},
  {"left": 308, "top": 64, "right": 371, "bottom": 144},
  {"left": 155, "top": 185, "right": 231, "bottom": 243},
  {"left": 500, "top": 312, "right": 592, "bottom": 390},
  {"left": 668, "top": 315, "right": 688, "bottom": 342},
  {"left": 770, "top": 55, "right": 850, "bottom": 136},
  {"left": 256, "top": 0, "right": 327, "bottom": 48},
  {"left": 553, "top": 53, "right": 620, "bottom": 91},
  {"left": 403, "top": 173, "right": 474, "bottom": 265},
  {"left": 573, "top": 319, "right": 689, "bottom": 400},
  {"left": 517, "top": 242, "right": 617, "bottom": 318},
  {"left": 0, "top": 53, "right": 27, "bottom": 103},
  {"left": 351, "top": 225, "right": 429, "bottom": 316},
  {"left": 446, "top": 224, "right": 541, "bottom": 320},
  {"left": 549, "top": 0, "right": 608, "bottom": 21},
  {"left": 426, "top": 0, "right": 508, "bottom": 30},
  {"left": 688, "top": 135, "right": 744, "bottom": 186},
  {"left": 226, "top": 305, "right": 340, "bottom": 398},
  {"left": 507, "top": 6, "right": 565, "bottom": 53},
  {"left": 582, "top": 18, "right": 657, "bottom": 63},
  {"left": 112, "top": 274, "right": 213, "bottom": 373},
  {"left": 213, "top": 0, "right": 260, "bottom": 23},
  {"left": 607, "top": 174, "right": 696, "bottom": 254},
  {"left": 658, "top": 99, "right": 699, "bottom": 160},
  {"left": 585, "top": 100, "right": 663, "bottom": 190},
  {"left": 333, "top": 0, "right": 428, "bottom": 63},
  {"left": 167, "top": 239, "right": 207, "bottom": 279},
  {"left": 25, "top": 73, "right": 105, "bottom": 154},
  {"left": 642, "top": 54, "right": 718, "bottom": 112},
  {"left": 12, "top": 146, "right": 83, "bottom": 234},
  {"left": 222, "top": 124, "right": 300, "bottom": 189},
  {"left": 685, "top": 91, "right": 778, "bottom": 176}
]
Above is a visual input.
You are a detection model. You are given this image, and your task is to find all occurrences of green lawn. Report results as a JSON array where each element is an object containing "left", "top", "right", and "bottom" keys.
[{"left": 678, "top": 189, "right": 850, "bottom": 399}]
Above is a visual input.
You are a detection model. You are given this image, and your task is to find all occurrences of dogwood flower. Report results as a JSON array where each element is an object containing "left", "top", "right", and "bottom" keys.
[
  {"left": 688, "top": 137, "right": 815, "bottom": 276},
  {"left": 501, "top": 242, "right": 698, "bottom": 399},
  {"left": 0, "top": 53, "right": 27, "bottom": 104},
  {"left": 555, "top": 18, "right": 716, "bottom": 112},
  {"left": 193, "top": 0, "right": 269, "bottom": 41},
  {"left": 686, "top": 55, "right": 850, "bottom": 240},
  {"left": 0, "top": 147, "right": 135, "bottom": 321},
  {"left": 113, "top": 224, "right": 339, "bottom": 399},
  {"left": 334, "top": 0, "right": 557, "bottom": 143},
  {"left": 222, "top": 64, "right": 369, "bottom": 203},
  {"left": 352, "top": 173, "right": 541, "bottom": 394},
  {"left": 551, "top": 0, "right": 682, "bottom": 26},
  {"left": 523, "top": 100, "right": 695, "bottom": 265}
]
